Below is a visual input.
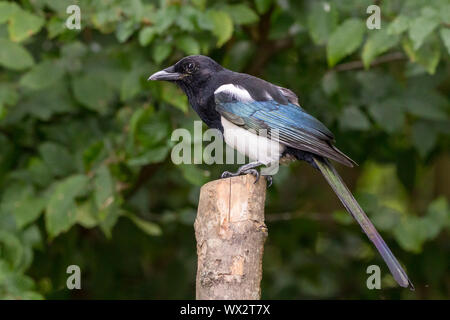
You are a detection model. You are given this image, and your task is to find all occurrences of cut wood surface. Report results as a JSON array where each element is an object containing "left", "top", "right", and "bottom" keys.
[{"left": 194, "top": 174, "right": 268, "bottom": 300}]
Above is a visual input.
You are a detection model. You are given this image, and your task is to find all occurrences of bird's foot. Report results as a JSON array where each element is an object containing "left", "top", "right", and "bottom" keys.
[
  {"left": 221, "top": 168, "right": 260, "bottom": 182},
  {"left": 221, "top": 169, "right": 273, "bottom": 187}
]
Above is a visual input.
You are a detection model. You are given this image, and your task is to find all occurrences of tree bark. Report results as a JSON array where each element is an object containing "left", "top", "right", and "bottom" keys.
[{"left": 194, "top": 174, "right": 268, "bottom": 300}]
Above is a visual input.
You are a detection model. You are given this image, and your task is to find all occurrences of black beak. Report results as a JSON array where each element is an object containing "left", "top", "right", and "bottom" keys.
[{"left": 148, "top": 65, "right": 183, "bottom": 81}]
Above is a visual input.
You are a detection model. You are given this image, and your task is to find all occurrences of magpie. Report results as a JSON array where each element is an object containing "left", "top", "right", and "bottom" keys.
[{"left": 148, "top": 55, "right": 413, "bottom": 289}]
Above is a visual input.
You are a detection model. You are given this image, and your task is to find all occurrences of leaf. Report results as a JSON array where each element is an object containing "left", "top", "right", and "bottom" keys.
[
  {"left": 152, "top": 42, "right": 171, "bottom": 64},
  {"left": 10, "top": 83, "right": 75, "bottom": 122},
  {"left": 411, "top": 122, "right": 437, "bottom": 158},
  {"left": 402, "top": 38, "right": 441, "bottom": 74},
  {"left": 175, "top": 5, "right": 198, "bottom": 32},
  {"left": 371, "top": 206, "right": 402, "bottom": 232},
  {"left": 154, "top": 5, "right": 178, "bottom": 34},
  {"left": 46, "top": 17, "right": 66, "bottom": 39},
  {"left": 0, "top": 83, "right": 18, "bottom": 107},
  {"left": 94, "top": 166, "right": 115, "bottom": 211},
  {"left": 82, "top": 141, "right": 105, "bottom": 171},
  {"left": 408, "top": 12, "right": 439, "bottom": 50},
  {"left": 0, "top": 183, "right": 45, "bottom": 229},
  {"left": 394, "top": 217, "right": 427, "bottom": 253},
  {"left": 45, "top": 175, "right": 89, "bottom": 238},
  {"left": 422, "top": 197, "right": 449, "bottom": 240},
  {"left": 0, "top": 231, "right": 22, "bottom": 268},
  {"left": 207, "top": 10, "right": 233, "bottom": 47},
  {"left": 56, "top": 45, "right": 84, "bottom": 73},
  {"left": 19, "top": 60, "right": 65, "bottom": 90},
  {"left": 27, "top": 157, "right": 53, "bottom": 188},
  {"left": 120, "top": 69, "right": 142, "bottom": 102},
  {"left": 129, "top": 108, "right": 170, "bottom": 148},
  {"left": 0, "top": 259, "right": 43, "bottom": 299},
  {"left": 440, "top": 28, "right": 450, "bottom": 55},
  {"left": 307, "top": 1, "right": 338, "bottom": 45},
  {"left": 268, "top": 11, "right": 295, "bottom": 40},
  {"left": 438, "top": 1, "right": 450, "bottom": 24},
  {"left": 122, "top": 0, "right": 144, "bottom": 21},
  {"left": 402, "top": 87, "right": 447, "bottom": 120},
  {"left": 8, "top": 8, "right": 45, "bottom": 42},
  {"left": 138, "top": 26, "right": 156, "bottom": 46},
  {"left": 255, "top": 0, "right": 272, "bottom": 15},
  {"left": 72, "top": 74, "right": 115, "bottom": 113},
  {"left": 332, "top": 210, "right": 353, "bottom": 225},
  {"left": 135, "top": 112, "right": 169, "bottom": 147},
  {"left": 124, "top": 212, "right": 162, "bottom": 236},
  {"left": 175, "top": 35, "right": 200, "bottom": 55},
  {"left": 0, "top": 39, "right": 34, "bottom": 70},
  {"left": 362, "top": 29, "right": 399, "bottom": 68},
  {"left": 368, "top": 99, "right": 404, "bottom": 133},
  {"left": 22, "top": 225, "right": 42, "bottom": 249},
  {"left": 387, "top": 15, "right": 409, "bottom": 35},
  {"left": 116, "top": 20, "right": 136, "bottom": 43},
  {"left": 321, "top": 72, "right": 339, "bottom": 96},
  {"left": 161, "top": 82, "right": 188, "bottom": 112},
  {"left": 223, "top": 4, "right": 259, "bottom": 25},
  {"left": 179, "top": 165, "right": 210, "bottom": 186},
  {"left": 327, "top": 18, "right": 365, "bottom": 67},
  {"left": 76, "top": 200, "right": 98, "bottom": 228},
  {"left": 339, "top": 106, "right": 371, "bottom": 131},
  {"left": 94, "top": 166, "right": 119, "bottom": 238},
  {"left": 39, "top": 142, "right": 74, "bottom": 177},
  {"left": 127, "top": 146, "right": 169, "bottom": 166},
  {"left": 0, "top": 2, "right": 19, "bottom": 24},
  {"left": 0, "top": 105, "right": 5, "bottom": 121}
]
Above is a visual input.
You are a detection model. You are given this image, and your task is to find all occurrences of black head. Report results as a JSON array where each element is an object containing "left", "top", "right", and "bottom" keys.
[{"left": 148, "top": 55, "right": 223, "bottom": 87}]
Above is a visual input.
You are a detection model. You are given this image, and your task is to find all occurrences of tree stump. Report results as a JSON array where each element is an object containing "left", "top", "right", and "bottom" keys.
[{"left": 194, "top": 174, "right": 268, "bottom": 300}]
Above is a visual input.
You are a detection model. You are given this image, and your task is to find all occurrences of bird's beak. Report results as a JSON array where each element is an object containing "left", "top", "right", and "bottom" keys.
[{"left": 148, "top": 66, "right": 183, "bottom": 81}]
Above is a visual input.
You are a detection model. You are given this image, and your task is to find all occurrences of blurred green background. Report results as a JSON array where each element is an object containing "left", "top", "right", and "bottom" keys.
[{"left": 0, "top": 0, "right": 449, "bottom": 299}]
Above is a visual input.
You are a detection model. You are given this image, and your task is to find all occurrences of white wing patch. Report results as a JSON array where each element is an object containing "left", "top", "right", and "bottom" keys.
[
  {"left": 214, "top": 84, "right": 254, "bottom": 102},
  {"left": 221, "top": 117, "right": 284, "bottom": 165}
]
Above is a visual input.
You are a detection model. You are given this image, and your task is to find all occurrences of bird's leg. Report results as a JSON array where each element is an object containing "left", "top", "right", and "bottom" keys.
[{"left": 221, "top": 161, "right": 263, "bottom": 183}]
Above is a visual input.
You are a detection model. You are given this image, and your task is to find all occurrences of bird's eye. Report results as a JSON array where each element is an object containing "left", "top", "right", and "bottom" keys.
[{"left": 185, "top": 62, "right": 195, "bottom": 73}]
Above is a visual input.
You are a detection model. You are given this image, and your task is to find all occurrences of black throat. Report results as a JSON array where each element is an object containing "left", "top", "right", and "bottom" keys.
[{"left": 175, "top": 74, "right": 224, "bottom": 132}]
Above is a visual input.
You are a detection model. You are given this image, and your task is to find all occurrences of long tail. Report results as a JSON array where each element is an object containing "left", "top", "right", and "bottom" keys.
[{"left": 313, "top": 156, "right": 414, "bottom": 289}]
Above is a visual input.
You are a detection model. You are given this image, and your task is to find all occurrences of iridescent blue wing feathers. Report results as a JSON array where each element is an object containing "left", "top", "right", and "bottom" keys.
[{"left": 214, "top": 88, "right": 355, "bottom": 167}]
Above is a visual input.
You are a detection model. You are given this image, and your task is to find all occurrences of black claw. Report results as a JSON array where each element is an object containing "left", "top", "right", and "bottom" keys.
[
  {"left": 220, "top": 168, "right": 262, "bottom": 183},
  {"left": 246, "top": 169, "right": 260, "bottom": 183},
  {"left": 221, "top": 171, "right": 234, "bottom": 179},
  {"left": 265, "top": 175, "right": 273, "bottom": 188}
]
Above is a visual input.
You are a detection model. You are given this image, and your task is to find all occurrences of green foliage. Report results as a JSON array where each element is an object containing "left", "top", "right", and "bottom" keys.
[
  {"left": 307, "top": 1, "right": 338, "bottom": 45},
  {"left": 327, "top": 18, "right": 365, "bottom": 66},
  {"left": 0, "top": 39, "right": 34, "bottom": 70},
  {"left": 206, "top": 10, "right": 234, "bottom": 47},
  {"left": 362, "top": 29, "right": 399, "bottom": 68},
  {"left": 46, "top": 175, "right": 89, "bottom": 238},
  {"left": 0, "top": 0, "right": 448, "bottom": 300}
]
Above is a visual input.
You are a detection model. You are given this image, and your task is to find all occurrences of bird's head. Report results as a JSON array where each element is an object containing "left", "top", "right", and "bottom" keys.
[{"left": 148, "top": 55, "right": 223, "bottom": 89}]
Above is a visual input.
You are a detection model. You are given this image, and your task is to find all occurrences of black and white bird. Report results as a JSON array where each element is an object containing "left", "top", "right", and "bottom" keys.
[{"left": 148, "top": 55, "right": 413, "bottom": 289}]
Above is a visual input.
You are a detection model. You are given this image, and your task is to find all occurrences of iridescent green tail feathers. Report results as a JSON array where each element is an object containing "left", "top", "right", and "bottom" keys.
[{"left": 314, "top": 156, "right": 414, "bottom": 290}]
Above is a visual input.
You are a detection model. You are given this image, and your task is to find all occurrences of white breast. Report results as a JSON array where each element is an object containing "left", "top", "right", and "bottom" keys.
[{"left": 221, "top": 117, "right": 284, "bottom": 165}]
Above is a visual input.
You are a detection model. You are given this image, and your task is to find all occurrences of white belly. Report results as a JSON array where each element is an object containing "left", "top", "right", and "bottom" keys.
[{"left": 221, "top": 117, "right": 284, "bottom": 165}]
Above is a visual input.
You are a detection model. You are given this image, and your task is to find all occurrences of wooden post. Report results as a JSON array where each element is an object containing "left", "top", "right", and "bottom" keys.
[{"left": 194, "top": 174, "right": 268, "bottom": 300}]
